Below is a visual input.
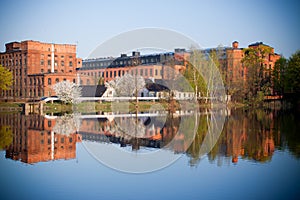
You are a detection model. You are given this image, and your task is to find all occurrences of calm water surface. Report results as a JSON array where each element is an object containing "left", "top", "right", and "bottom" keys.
[{"left": 0, "top": 109, "right": 299, "bottom": 200}]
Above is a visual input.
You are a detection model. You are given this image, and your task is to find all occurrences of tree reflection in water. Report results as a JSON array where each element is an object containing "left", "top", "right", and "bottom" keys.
[
  {"left": 186, "top": 109, "right": 300, "bottom": 167},
  {"left": 0, "top": 109, "right": 299, "bottom": 166}
]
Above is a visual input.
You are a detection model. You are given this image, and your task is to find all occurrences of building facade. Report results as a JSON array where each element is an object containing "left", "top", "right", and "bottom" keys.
[
  {"left": 77, "top": 49, "right": 188, "bottom": 85},
  {"left": 78, "top": 42, "right": 280, "bottom": 98},
  {"left": 0, "top": 40, "right": 82, "bottom": 101}
]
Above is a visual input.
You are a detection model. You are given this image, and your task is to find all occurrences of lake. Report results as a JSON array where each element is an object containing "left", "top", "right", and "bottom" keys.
[{"left": 0, "top": 108, "right": 299, "bottom": 200}]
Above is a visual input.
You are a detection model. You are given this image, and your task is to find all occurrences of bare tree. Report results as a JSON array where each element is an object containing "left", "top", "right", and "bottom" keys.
[{"left": 52, "top": 80, "right": 82, "bottom": 104}]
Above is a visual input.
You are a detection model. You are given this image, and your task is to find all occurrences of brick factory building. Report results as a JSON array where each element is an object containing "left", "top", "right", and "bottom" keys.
[
  {"left": 0, "top": 40, "right": 280, "bottom": 101},
  {"left": 0, "top": 40, "right": 82, "bottom": 102},
  {"left": 78, "top": 41, "right": 280, "bottom": 97},
  {"left": 77, "top": 49, "right": 189, "bottom": 85}
]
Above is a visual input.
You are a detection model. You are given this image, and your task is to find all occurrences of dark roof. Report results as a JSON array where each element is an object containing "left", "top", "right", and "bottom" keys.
[
  {"left": 145, "top": 82, "right": 169, "bottom": 92},
  {"left": 248, "top": 42, "right": 270, "bottom": 47},
  {"left": 80, "top": 85, "right": 107, "bottom": 97}
]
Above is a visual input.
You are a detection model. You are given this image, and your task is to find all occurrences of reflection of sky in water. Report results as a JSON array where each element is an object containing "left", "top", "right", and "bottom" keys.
[
  {"left": 0, "top": 144, "right": 299, "bottom": 200},
  {"left": 1, "top": 109, "right": 300, "bottom": 199}
]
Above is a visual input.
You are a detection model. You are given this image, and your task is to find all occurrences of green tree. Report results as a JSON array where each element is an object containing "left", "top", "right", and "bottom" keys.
[
  {"left": 186, "top": 48, "right": 207, "bottom": 101},
  {"left": 272, "top": 57, "right": 287, "bottom": 95},
  {"left": 0, "top": 126, "right": 13, "bottom": 150},
  {"left": 285, "top": 50, "right": 300, "bottom": 93},
  {"left": 0, "top": 65, "right": 13, "bottom": 90},
  {"left": 242, "top": 45, "right": 272, "bottom": 103}
]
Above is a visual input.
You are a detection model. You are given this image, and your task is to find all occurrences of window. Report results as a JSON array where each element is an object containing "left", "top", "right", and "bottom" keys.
[
  {"left": 47, "top": 60, "right": 51, "bottom": 66},
  {"left": 61, "top": 61, "right": 64, "bottom": 66},
  {"left": 48, "top": 121, "right": 52, "bottom": 127},
  {"left": 41, "top": 69, "right": 44, "bottom": 73},
  {"left": 73, "top": 79, "right": 76, "bottom": 83},
  {"left": 145, "top": 69, "right": 148, "bottom": 76},
  {"left": 69, "top": 61, "right": 73, "bottom": 67},
  {"left": 150, "top": 69, "right": 153, "bottom": 76},
  {"left": 155, "top": 69, "right": 158, "bottom": 76},
  {"left": 61, "top": 138, "right": 64, "bottom": 143},
  {"left": 55, "top": 78, "right": 59, "bottom": 83},
  {"left": 114, "top": 71, "right": 116, "bottom": 77},
  {"left": 87, "top": 79, "right": 90, "bottom": 85},
  {"left": 140, "top": 69, "right": 143, "bottom": 76},
  {"left": 63, "top": 78, "right": 66, "bottom": 81},
  {"left": 40, "top": 60, "right": 44, "bottom": 66},
  {"left": 48, "top": 78, "right": 51, "bottom": 85}
]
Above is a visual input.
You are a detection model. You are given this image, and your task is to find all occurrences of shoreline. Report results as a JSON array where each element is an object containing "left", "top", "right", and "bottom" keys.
[{"left": 1, "top": 100, "right": 295, "bottom": 114}]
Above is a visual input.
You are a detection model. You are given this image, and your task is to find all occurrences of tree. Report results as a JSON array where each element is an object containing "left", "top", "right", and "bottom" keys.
[
  {"left": 52, "top": 80, "right": 82, "bottom": 104},
  {"left": 105, "top": 73, "right": 145, "bottom": 97},
  {"left": 0, "top": 126, "right": 13, "bottom": 150},
  {"left": 285, "top": 50, "right": 300, "bottom": 94},
  {"left": 272, "top": 57, "right": 287, "bottom": 95},
  {"left": 53, "top": 113, "right": 81, "bottom": 135},
  {"left": 242, "top": 45, "right": 272, "bottom": 102},
  {"left": 186, "top": 48, "right": 207, "bottom": 100},
  {"left": 0, "top": 65, "right": 13, "bottom": 90}
]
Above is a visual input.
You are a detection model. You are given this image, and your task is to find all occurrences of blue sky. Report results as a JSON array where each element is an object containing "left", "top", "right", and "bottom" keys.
[{"left": 1, "top": 0, "right": 299, "bottom": 58}]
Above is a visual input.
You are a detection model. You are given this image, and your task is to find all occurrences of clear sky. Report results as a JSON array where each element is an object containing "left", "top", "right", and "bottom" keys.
[{"left": 1, "top": 0, "right": 299, "bottom": 59}]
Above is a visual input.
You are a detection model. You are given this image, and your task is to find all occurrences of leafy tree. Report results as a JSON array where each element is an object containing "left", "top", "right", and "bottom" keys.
[
  {"left": 272, "top": 57, "right": 287, "bottom": 95},
  {"left": 186, "top": 48, "right": 207, "bottom": 100},
  {"left": 0, "top": 126, "right": 13, "bottom": 150},
  {"left": 52, "top": 80, "right": 82, "bottom": 104},
  {"left": 0, "top": 65, "right": 13, "bottom": 90},
  {"left": 242, "top": 45, "right": 272, "bottom": 102},
  {"left": 285, "top": 50, "right": 300, "bottom": 93}
]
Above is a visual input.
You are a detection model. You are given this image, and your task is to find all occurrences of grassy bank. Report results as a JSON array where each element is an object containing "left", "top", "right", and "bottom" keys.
[{"left": 44, "top": 100, "right": 205, "bottom": 114}]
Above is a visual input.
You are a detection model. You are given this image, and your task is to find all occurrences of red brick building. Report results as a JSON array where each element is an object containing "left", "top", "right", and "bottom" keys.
[
  {"left": 78, "top": 50, "right": 188, "bottom": 85},
  {"left": 0, "top": 40, "right": 82, "bottom": 101}
]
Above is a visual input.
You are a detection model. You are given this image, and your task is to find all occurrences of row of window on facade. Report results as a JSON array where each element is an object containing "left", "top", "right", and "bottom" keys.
[
  {"left": 40, "top": 60, "right": 73, "bottom": 67},
  {"left": 0, "top": 58, "right": 26, "bottom": 67},
  {"left": 40, "top": 69, "right": 73, "bottom": 73},
  {"left": 81, "top": 68, "right": 162, "bottom": 78},
  {"left": 47, "top": 78, "right": 76, "bottom": 85},
  {"left": 83, "top": 57, "right": 159, "bottom": 68},
  {"left": 41, "top": 54, "right": 73, "bottom": 59}
]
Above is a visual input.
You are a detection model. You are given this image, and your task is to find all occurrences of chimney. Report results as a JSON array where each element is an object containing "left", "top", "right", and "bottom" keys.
[{"left": 132, "top": 51, "right": 140, "bottom": 57}]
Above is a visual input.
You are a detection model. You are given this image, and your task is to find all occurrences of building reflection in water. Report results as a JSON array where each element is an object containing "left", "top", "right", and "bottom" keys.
[
  {"left": 0, "top": 109, "right": 294, "bottom": 166},
  {"left": 186, "top": 109, "right": 280, "bottom": 166},
  {"left": 0, "top": 113, "right": 82, "bottom": 164}
]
